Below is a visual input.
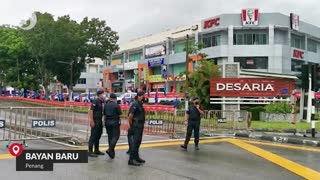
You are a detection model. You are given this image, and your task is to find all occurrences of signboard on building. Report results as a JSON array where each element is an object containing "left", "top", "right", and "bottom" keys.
[
  {"left": 210, "top": 78, "right": 295, "bottom": 97},
  {"left": 292, "top": 49, "right": 304, "bottom": 60},
  {"left": 242, "top": 9, "right": 259, "bottom": 26},
  {"left": 203, "top": 17, "right": 220, "bottom": 29},
  {"left": 124, "top": 61, "right": 138, "bottom": 70},
  {"left": 290, "top": 13, "right": 300, "bottom": 31},
  {"left": 148, "top": 75, "right": 165, "bottom": 83},
  {"left": 148, "top": 58, "right": 164, "bottom": 67},
  {"left": 111, "top": 59, "right": 121, "bottom": 65},
  {"left": 145, "top": 45, "right": 166, "bottom": 58}
]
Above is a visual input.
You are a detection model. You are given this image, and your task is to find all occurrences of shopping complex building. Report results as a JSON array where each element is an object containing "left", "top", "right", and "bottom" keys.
[{"left": 103, "top": 9, "right": 320, "bottom": 94}]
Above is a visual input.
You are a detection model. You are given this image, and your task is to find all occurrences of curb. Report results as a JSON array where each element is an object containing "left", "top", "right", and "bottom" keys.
[{"left": 235, "top": 132, "right": 320, "bottom": 147}]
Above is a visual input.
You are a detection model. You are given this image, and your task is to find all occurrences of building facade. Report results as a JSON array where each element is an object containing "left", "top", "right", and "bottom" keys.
[
  {"left": 103, "top": 10, "right": 320, "bottom": 93},
  {"left": 73, "top": 58, "right": 104, "bottom": 93}
]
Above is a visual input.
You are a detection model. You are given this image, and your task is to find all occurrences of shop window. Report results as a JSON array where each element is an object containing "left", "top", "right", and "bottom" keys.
[
  {"left": 77, "top": 78, "right": 86, "bottom": 84},
  {"left": 152, "top": 67, "right": 161, "bottom": 75},
  {"left": 234, "top": 57, "right": 268, "bottom": 69},
  {"left": 129, "top": 52, "right": 142, "bottom": 62},
  {"left": 234, "top": 33, "right": 267, "bottom": 45},
  {"left": 291, "top": 60, "right": 305, "bottom": 71},
  {"left": 202, "top": 35, "right": 221, "bottom": 48},
  {"left": 308, "top": 39, "right": 318, "bottom": 53},
  {"left": 291, "top": 35, "right": 305, "bottom": 49}
]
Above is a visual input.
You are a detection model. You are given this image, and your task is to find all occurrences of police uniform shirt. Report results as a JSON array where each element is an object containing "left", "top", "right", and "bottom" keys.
[
  {"left": 104, "top": 101, "right": 122, "bottom": 124},
  {"left": 129, "top": 101, "right": 145, "bottom": 126},
  {"left": 187, "top": 105, "right": 201, "bottom": 122},
  {"left": 91, "top": 99, "right": 103, "bottom": 120}
]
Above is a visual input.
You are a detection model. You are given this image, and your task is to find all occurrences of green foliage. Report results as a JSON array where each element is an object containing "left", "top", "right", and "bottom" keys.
[
  {"left": 264, "top": 102, "right": 292, "bottom": 113},
  {"left": 248, "top": 106, "right": 265, "bottom": 121},
  {"left": 0, "top": 12, "right": 119, "bottom": 98},
  {"left": 188, "top": 60, "right": 220, "bottom": 109}
]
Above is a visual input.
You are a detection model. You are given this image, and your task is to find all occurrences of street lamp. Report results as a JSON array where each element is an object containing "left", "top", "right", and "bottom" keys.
[{"left": 57, "top": 61, "right": 74, "bottom": 101}]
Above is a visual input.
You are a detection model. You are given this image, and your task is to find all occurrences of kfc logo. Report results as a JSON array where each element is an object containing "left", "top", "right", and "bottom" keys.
[
  {"left": 242, "top": 9, "right": 259, "bottom": 26},
  {"left": 293, "top": 49, "right": 304, "bottom": 59},
  {"left": 290, "top": 13, "right": 300, "bottom": 31},
  {"left": 203, "top": 17, "right": 220, "bottom": 29}
]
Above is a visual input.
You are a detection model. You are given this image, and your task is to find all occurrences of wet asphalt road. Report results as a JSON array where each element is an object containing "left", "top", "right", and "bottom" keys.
[{"left": 1, "top": 140, "right": 318, "bottom": 180}]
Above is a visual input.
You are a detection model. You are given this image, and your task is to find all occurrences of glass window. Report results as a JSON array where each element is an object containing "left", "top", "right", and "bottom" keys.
[
  {"left": 152, "top": 67, "right": 161, "bottom": 75},
  {"left": 234, "top": 57, "right": 268, "bottom": 69},
  {"left": 77, "top": 78, "right": 86, "bottom": 84},
  {"left": 291, "top": 35, "right": 305, "bottom": 49},
  {"left": 202, "top": 35, "right": 220, "bottom": 48},
  {"left": 173, "top": 63, "right": 185, "bottom": 75},
  {"left": 174, "top": 43, "right": 185, "bottom": 53},
  {"left": 291, "top": 60, "right": 305, "bottom": 71},
  {"left": 308, "top": 39, "right": 317, "bottom": 53},
  {"left": 129, "top": 52, "right": 142, "bottom": 62},
  {"left": 234, "top": 33, "right": 267, "bottom": 45}
]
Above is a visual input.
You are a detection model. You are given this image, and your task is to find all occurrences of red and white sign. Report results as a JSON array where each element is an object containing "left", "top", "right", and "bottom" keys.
[
  {"left": 203, "top": 17, "right": 220, "bottom": 29},
  {"left": 242, "top": 9, "right": 259, "bottom": 26},
  {"left": 210, "top": 78, "right": 295, "bottom": 97},
  {"left": 292, "top": 49, "right": 304, "bottom": 60},
  {"left": 290, "top": 13, "right": 300, "bottom": 31}
]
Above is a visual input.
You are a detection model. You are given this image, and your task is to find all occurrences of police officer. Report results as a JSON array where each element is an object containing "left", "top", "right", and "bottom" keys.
[
  {"left": 88, "top": 90, "right": 105, "bottom": 157},
  {"left": 127, "top": 91, "right": 146, "bottom": 166},
  {"left": 104, "top": 93, "right": 122, "bottom": 159},
  {"left": 126, "top": 96, "right": 138, "bottom": 155},
  {"left": 181, "top": 97, "right": 204, "bottom": 151}
]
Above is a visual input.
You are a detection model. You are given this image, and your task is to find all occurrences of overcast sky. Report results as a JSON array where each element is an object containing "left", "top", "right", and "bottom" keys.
[{"left": 0, "top": 0, "right": 319, "bottom": 44}]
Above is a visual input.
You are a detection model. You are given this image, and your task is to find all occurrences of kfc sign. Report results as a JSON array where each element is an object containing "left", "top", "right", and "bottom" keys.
[
  {"left": 290, "top": 13, "right": 300, "bottom": 31},
  {"left": 203, "top": 17, "right": 220, "bottom": 29},
  {"left": 242, "top": 9, "right": 259, "bottom": 26},
  {"left": 210, "top": 78, "right": 295, "bottom": 97},
  {"left": 292, "top": 49, "right": 304, "bottom": 60}
]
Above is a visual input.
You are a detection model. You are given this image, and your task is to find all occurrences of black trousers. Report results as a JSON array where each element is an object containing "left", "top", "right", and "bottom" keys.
[
  {"left": 88, "top": 119, "right": 103, "bottom": 152},
  {"left": 184, "top": 121, "right": 200, "bottom": 146},
  {"left": 127, "top": 127, "right": 133, "bottom": 152},
  {"left": 106, "top": 123, "right": 120, "bottom": 153},
  {"left": 129, "top": 126, "right": 144, "bottom": 160}
]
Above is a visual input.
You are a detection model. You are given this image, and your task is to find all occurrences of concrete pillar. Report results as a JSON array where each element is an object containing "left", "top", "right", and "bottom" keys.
[
  {"left": 228, "top": 25, "right": 234, "bottom": 63},
  {"left": 269, "top": 25, "right": 274, "bottom": 45}
]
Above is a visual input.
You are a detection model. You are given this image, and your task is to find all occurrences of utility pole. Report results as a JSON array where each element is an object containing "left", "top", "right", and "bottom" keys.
[
  {"left": 184, "top": 34, "right": 190, "bottom": 111},
  {"left": 57, "top": 61, "right": 74, "bottom": 101}
]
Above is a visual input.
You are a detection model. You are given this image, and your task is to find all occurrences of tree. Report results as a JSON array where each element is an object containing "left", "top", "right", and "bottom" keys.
[
  {"left": 188, "top": 59, "right": 220, "bottom": 109},
  {"left": 0, "top": 26, "right": 40, "bottom": 90}
]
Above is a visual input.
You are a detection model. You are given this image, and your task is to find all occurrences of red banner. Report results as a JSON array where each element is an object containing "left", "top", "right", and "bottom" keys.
[{"left": 210, "top": 78, "right": 295, "bottom": 97}]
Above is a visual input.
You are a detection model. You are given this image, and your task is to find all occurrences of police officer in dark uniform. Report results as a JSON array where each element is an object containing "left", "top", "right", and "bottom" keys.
[
  {"left": 104, "top": 93, "right": 122, "bottom": 159},
  {"left": 88, "top": 90, "right": 105, "bottom": 157},
  {"left": 126, "top": 96, "right": 138, "bottom": 155},
  {"left": 127, "top": 91, "right": 146, "bottom": 166},
  {"left": 181, "top": 97, "right": 204, "bottom": 150}
]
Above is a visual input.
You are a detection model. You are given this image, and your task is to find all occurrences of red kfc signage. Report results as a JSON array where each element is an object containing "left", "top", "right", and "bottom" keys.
[
  {"left": 293, "top": 49, "right": 304, "bottom": 59},
  {"left": 203, "top": 17, "right": 220, "bottom": 29},
  {"left": 210, "top": 78, "right": 295, "bottom": 97}
]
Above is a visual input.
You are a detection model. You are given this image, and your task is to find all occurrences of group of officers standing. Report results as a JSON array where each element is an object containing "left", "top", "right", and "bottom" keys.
[{"left": 88, "top": 90, "right": 203, "bottom": 166}]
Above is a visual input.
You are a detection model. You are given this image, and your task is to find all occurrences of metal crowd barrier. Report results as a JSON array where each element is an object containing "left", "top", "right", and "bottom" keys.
[{"left": 0, "top": 107, "right": 76, "bottom": 147}]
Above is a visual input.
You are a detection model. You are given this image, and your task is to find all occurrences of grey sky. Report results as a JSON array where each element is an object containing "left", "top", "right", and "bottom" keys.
[{"left": 0, "top": 0, "right": 319, "bottom": 44}]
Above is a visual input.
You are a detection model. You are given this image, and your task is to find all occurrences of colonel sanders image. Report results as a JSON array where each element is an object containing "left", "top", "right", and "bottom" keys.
[{"left": 247, "top": 9, "right": 254, "bottom": 22}]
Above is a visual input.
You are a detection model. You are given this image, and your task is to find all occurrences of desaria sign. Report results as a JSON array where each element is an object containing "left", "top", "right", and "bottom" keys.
[
  {"left": 216, "top": 83, "right": 274, "bottom": 91},
  {"left": 210, "top": 78, "right": 295, "bottom": 97}
]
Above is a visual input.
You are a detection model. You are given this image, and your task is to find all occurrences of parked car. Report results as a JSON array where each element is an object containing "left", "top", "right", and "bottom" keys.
[{"left": 117, "top": 92, "right": 137, "bottom": 104}]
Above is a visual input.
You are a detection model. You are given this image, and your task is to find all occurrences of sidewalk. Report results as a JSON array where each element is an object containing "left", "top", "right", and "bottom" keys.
[{"left": 235, "top": 130, "right": 320, "bottom": 147}]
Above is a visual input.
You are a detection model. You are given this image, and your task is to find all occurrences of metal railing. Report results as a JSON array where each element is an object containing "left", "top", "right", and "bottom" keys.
[
  {"left": 0, "top": 106, "right": 249, "bottom": 147},
  {"left": 0, "top": 107, "right": 77, "bottom": 147}
]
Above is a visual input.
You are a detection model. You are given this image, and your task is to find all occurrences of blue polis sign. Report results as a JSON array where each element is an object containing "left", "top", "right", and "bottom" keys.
[{"left": 148, "top": 58, "right": 164, "bottom": 67}]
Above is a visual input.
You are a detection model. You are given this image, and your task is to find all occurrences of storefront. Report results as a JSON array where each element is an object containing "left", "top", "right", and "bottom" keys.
[{"left": 112, "top": 82, "right": 123, "bottom": 93}]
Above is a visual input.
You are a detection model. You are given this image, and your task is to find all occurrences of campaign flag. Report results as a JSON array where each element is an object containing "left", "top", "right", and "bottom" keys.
[
  {"left": 164, "top": 86, "right": 166, "bottom": 96},
  {"left": 173, "top": 97, "right": 179, "bottom": 109},
  {"left": 147, "top": 89, "right": 150, "bottom": 97},
  {"left": 71, "top": 92, "right": 74, "bottom": 101},
  {"left": 155, "top": 89, "right": 158, "bottom": 104}
]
